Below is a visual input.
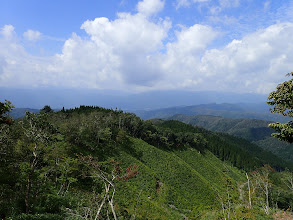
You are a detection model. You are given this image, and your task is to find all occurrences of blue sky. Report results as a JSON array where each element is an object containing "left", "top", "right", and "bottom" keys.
[{"left": 1, "top": 0, "right": 293, "bottom": 94}]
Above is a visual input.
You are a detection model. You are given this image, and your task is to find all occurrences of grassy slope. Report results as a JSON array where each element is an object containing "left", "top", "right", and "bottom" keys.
[{"left": 112, "top": 138, "right": 245, "bottom": 219}]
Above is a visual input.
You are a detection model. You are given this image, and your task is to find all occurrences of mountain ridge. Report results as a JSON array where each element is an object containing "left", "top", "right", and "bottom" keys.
[{"left": 134, "top": 103, "right": 289, "bottom": 123}]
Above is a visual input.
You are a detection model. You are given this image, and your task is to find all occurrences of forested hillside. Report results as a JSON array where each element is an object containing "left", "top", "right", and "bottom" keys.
[
  {"left": 1, "top": 105, "right": 293, "bottom": 219},
  {"left": 169, "top": 114, "right": 293, "bottom": 163}
]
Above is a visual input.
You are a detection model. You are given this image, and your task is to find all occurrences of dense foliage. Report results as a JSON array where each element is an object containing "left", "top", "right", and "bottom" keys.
[
  {"left": 268, "top": 72, "right": 293, "bottom": 143},
  {"left": 153, "top": 119, "right": 292, "bottom": 171},
  {"left": 1, "top": 104, "right": 293, "bottom": 219},
  {"left": 0, "top": 100, "right": 14, "bottom": 125},
  {"left": 168, "top": 114, "right": 293, "bottom": 164}
]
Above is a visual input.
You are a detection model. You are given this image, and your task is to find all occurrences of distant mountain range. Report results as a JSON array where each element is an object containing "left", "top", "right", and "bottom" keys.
[
  {"left": 132, "top": 102, "right": 293, "bottom": 163},
  {"left": 9, "top": 108, "right": 40, "bottom": 119},
  {"left": 10, "top": 102, "right": 287, "bottom": 122},
  {"left": 134, "top": 103, "right": 289, "bottom": 123},
  {"left": 1, "top": 87, "right": 267, "bottom": 110}
]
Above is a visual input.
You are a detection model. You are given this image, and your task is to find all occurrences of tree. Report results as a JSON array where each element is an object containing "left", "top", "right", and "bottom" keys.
[
  {"left": 250, "top": 165, "right": 274, "bottom": 215},
  {"left": 267, "top": 72, "right": 293, "bottom": 143},
  {"left": 20, "top": 112, "right": 56, "bottom": 213},
  {"left": 76, "top": 155, "right": 138, "bottom": 220},
  {"left": 40, "top": 105, "right": 53, "bottom": 114},
  {"left": 0, "top": 100, "right": 14, "bottom": 125}
]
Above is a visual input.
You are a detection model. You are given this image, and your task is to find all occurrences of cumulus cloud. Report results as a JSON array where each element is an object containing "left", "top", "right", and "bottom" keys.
[
  {"left": 1, "top": 0, "right": 293, "bottom": 94},
  {"left": 156, "top": 24, "right": 217, "bottom": 89},
  {"left": 50, "top": 1, "right": 171, "bottom": 89},
  {"left": 0, "top": 25, "right": 54, "bottom": 87},
  {"left": 23, "top": 29, "right": 42, "bottom": 41},
  {"left": 1, "top": 25, "right": 16, "bottom": 39},
  {"left": 137, "top": 0, "right": 164, "bottom": 17},
  {"left": 199, "top": 23, "right": 293, "bottom": 93}
]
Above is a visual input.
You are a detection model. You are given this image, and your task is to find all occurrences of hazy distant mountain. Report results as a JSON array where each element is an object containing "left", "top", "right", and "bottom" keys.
[
  {"left": 9, "top": 108, "right": 40, "bottom": 119},
  {"left": 1, "top": 87, "right": 267, "bottom": 110},
  {"left": 135, "top": 103, "right": 289, "bottom": 123}
]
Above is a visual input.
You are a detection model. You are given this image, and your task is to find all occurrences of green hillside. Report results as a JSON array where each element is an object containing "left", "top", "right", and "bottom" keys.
[
  {"left": 169, "top": 114, "right": 293, "bottom": 163},
  {"left": 168, "top": 114, "right": 274, "bottom": 143},
  {"left": 168, "top": 115, "right": 272, "bottom": 140},
  {"left": 1, "top": 106, "right": 293, "bottom": 219}
]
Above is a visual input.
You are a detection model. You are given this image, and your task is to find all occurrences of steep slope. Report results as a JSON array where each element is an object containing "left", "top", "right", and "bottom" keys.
[
  {"left": 113, "top": 138, "right": 244, "bottom": 218},
  {"left": 154, "top": 119, "right": 293, "bottom": 170},
  {"left": 169, "top": 114, "right": 293, "bottom": 163}
]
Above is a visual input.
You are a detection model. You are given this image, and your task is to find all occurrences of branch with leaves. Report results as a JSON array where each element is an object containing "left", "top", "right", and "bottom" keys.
[
  {"left": 0, "top": 100, "right": 14, "bottom": 125},
  {"left": 267, "top": 72, "right": 293, "bottom": 143}
]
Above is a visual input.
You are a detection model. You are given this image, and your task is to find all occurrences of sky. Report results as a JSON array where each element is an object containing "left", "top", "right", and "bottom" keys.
[{"left": 1, "top": 0, "right": 293, "bottom": 95}]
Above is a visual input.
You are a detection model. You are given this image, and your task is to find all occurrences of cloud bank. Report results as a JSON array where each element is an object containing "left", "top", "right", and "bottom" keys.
[{"left": 1, "top": 0, "right": 293, "bottom": 94}]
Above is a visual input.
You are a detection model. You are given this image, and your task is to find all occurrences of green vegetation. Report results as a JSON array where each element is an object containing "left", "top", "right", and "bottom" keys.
[
  {"left": 1, "top": 103, "right": 293, "bottom": 219},
  {"left": 0, "top": 100, "right": 14, "bottom": 125},
  {"left": 268, "top": 72, "right": 293, "bottom": 143},
  {"left": 154, "top": 119, "right": 292, "bottom": 170},
  {"left": 169, "top": 114, "right": 293, "bottom": 164},
  {"left": 168, "top": 115, "right": 273, "bottom": 142},
  {"left": 40, "top": 105, "right": 54, "bottom": 114}
]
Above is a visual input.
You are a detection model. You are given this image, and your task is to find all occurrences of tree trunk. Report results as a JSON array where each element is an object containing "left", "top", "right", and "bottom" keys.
[{"left": 246, "top": 173, "right": 252, "bottom": 209}]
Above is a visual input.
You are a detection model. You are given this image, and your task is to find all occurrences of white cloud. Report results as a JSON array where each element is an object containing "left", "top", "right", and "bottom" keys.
[
  {"left": 198, "top": 23, "right": 293, "bottom": 93},
  {"left": 137, "top": 0, "right": 164, "bottom": 17},
  {"left": 1, "top": 1, "right": 293, "bottom": 95},
  {"left": 162, "top": 24, "right": 217, "bottom": 72},
  {"left": 23, "top": 29, "right": 42, "bottom": 41},
  {"left": 0, "top": 25, "right": 15, "bottom": 39},
  {"left": 50, "top": 1, "right": 171, "bottom": 89},
  {"left": 154, "top": 24, "right": 217, "bottom": 90},
  {"left": 209, "top": 0, "right": 240, "bottom": 15},
  {"left": 175, "top": 0, "right": 210, "bottom": 9},
  {"left": 0, "top": 25, "right": 54, "bottom": 87}
]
